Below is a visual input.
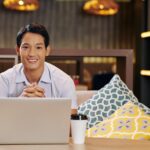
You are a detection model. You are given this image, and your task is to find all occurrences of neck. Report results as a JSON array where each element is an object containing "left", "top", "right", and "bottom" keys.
[{"left": 24, "top": 67, "right": 44, "bottom": 84}]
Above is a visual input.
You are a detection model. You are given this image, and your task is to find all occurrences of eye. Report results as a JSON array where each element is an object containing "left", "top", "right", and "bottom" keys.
[
  {"left": 36, "top": 46, "right": 43, "bottom": 50},
  {"left": 20, "top": 45, "right": 29, "bottom": 50}
]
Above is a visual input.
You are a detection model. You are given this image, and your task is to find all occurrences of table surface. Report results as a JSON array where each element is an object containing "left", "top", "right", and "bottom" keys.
[{"left": 0, "top": 137, "right": 149, "bottom": 150}]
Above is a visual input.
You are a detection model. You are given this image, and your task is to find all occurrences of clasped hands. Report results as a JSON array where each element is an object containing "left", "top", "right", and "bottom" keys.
[{"left": 21, "top": 83, "right": 45, "bottom": 97}]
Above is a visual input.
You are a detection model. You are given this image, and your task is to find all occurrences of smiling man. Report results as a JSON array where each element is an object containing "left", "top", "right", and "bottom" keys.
[{"left": 0, "top": 23, "right": 77, "bottom": 114}]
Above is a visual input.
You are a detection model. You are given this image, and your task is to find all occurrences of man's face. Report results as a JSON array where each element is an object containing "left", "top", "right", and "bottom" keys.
[{"left": 18, "top": 32, "right": 48, "bottom": 72}]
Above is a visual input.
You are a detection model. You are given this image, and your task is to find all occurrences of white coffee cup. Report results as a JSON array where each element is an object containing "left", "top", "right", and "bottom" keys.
[{"left": 71, "top": 114, "right": 87, "bottom": 144}]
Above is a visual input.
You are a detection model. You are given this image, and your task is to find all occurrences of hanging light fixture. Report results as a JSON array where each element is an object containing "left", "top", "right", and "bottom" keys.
[
  {"left": 141, "top": 31, "right": 150, "bottom": 38},
  {"left": 3, "top": 0, "right": 39, "bottom": 11},
  {"left": 83, "top": 0, "right": 119, "bottom": 16}
]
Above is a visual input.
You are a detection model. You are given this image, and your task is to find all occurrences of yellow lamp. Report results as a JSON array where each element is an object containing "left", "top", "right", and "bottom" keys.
[
  {"left": 3, "top": 0, "right": 39, "bottom": 11},
  {"left": 83, "top": 0, "right": 119, "bottom": 16}
]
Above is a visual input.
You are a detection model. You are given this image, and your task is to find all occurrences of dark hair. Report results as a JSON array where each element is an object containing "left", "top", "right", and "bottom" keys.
[{"left": 16, "top": 23, "right": 50, "bottom": 48}]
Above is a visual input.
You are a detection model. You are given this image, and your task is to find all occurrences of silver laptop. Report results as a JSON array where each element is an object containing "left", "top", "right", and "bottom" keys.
[{"left": 0, "top": 98, "right": 71, "bottom": 144}]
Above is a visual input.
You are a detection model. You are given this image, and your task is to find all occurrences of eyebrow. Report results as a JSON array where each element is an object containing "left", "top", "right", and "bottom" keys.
[
  {"left": 36, "top": 43, "right": 44, "bottom": 45},
  {"left": 21, "top": 43, "right": 44, "bottom": 46}
]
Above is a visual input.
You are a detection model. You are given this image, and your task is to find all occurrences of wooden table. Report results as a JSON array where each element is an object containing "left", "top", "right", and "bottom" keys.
[{"left": 0, "top": 138, "right": 149, "bottom": 150}]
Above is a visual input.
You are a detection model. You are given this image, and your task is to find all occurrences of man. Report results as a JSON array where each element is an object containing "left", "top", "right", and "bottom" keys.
[{"left": 0, "top": 23, "right": 77, "bottom": 114}]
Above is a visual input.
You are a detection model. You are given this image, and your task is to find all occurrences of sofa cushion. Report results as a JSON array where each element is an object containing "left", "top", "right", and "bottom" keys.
[
  {"left": 86, "top": 101, "right": 150, "bottom": 140},
  {"left": 77, "top": 74, "right": 138, "bottom": 129}
]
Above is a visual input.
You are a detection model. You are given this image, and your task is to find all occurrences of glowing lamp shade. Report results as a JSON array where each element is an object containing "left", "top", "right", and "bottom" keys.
[
  {"left": 3, "top": 0, "right": 39, "bottom": 11},
  {"left": 83, "top": 0, "right": 119, "bottom": 16},
  {"left": 141, "top": 31, "right": 150, "bottom": 38}
]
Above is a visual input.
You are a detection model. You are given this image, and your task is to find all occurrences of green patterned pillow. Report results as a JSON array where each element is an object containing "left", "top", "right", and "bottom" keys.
[{"left": 77, "top": 74, "right": 138, "bottom": 129}]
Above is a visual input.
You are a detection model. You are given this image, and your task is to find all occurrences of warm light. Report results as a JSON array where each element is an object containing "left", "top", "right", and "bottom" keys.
[
  {"left": 99, "top": 4, "right": 104, "bottom": 9},
  {"left": 18, "top": 0, "right": 24, "bottom": 6},
  {"left": 141, "top": 31, "right": 150, "bottom": 38},
  {"left": 140, "top": 70, "right": 150, "bottom": 76},
  {"left": 3, "top": 0, "right": 39, "bottom": 11},
  {"left": 83, "top": 0, "right": 119, "bottom": 16}
]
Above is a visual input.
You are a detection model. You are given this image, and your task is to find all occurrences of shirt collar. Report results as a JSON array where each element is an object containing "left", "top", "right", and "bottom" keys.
[
  {"left": 16, "top": 63, "right": 52, "bottom": 84},
  {"left": 39, "top": 64, "right": 51, "bottom": 83}
]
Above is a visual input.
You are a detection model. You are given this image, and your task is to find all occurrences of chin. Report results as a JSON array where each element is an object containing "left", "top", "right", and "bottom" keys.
[
  {"left": 23, "top": 61, "right": 44, "bottom": 71},
  {"left": 25, "top": 64, "right": 39, "bottom": 70}
]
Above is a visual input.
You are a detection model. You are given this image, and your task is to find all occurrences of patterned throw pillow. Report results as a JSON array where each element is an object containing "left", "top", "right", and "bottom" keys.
[
  {"left": 86, "top": 101, "right": 150, "bottom": 140},
  {"left": 77, "top": 74, "right": 138, "bottom": 129},
  {"left": 134, "top": 101, "right": 150, "bottom": 115}
]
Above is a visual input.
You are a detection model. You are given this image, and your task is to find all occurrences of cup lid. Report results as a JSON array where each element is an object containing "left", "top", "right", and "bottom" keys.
[{"left": 71, "top": 114, "right": 87, "bottom": 120}]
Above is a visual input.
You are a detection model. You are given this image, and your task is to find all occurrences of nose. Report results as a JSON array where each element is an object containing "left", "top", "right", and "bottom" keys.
[{"left": 28, "top": 47, "right": 36, "bottom": 56}]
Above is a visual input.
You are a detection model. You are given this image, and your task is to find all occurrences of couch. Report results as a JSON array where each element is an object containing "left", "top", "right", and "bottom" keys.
[{"left": 76, "top": 90, "right": 96, "bottom": 106}]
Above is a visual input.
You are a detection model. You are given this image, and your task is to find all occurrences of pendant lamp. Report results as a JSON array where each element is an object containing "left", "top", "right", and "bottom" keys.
[
  {"left": 3, "top": 0, "right": 39, "bottom": 11},
  {"left": 83, "top": 0, "right": 119, "bottom": 16}
]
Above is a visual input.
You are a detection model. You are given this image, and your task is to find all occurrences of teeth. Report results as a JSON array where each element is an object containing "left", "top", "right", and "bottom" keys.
[{"left": 28, "top": 59, "right": 37, "bottom": 62}]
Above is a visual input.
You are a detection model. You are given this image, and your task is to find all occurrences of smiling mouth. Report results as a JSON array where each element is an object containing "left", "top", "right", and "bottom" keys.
[{"left": 27, "top": 59, "right": 38, "bottom": 63}]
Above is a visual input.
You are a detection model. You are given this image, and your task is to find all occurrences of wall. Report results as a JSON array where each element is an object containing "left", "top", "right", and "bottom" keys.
[{"left": 0, "top": 0, "right": 135, "bottom": 50}]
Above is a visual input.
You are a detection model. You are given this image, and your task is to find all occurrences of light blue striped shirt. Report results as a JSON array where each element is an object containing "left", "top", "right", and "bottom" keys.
[{"left": 0, "top": 62, "right": 77, "bottom": 109}]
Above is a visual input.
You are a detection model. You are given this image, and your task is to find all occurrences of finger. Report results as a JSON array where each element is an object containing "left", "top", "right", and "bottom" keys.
[
  {"left": 23, "top": 91, "right": 45, "bottom": 97},
  {"left": 21, "top": 88, "right": 35, "bottom": 97},
  {"left": 34, "top": 91, "right": 45, "bottom": 97},
  {"left": 22, "top": 85, "right": 45, "bottom": 97},
  {"left": 34, "top": 85, "right": 45, "bottom": 93},
  {"left": 25, "top": 83, "right": 37, "bottom": 89},
  {"left": 24, "top": 87, "right": 36, "bottom": 93},
  {"left": 22, "top": 92, "right": 36, "bottom": 97}
]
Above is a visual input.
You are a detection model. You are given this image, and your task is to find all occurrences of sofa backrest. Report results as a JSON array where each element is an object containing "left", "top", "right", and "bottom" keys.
[{"left": 76, "top": 90, "right": 96, "bottom": 106}]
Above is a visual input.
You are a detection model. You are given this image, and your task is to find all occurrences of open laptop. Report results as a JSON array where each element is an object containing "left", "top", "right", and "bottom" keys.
[{"left": 0, "top": 98, "right": 71, "bottom": 144}]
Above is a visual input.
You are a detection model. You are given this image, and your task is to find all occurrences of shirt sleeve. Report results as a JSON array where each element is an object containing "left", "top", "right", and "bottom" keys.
[
  {"left": 0, "top": 74, "right": 9, "bottom": 97},
  {"left": 61, "top": 78, "right": 78, "bottom": 109}
]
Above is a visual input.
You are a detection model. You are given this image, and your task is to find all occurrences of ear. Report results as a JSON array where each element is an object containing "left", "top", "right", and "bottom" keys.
[
  {"left": 46, "top": 45, "right": 51, "bottom": 56},
  {"left": 16, "top": 46, "right": 20, "bottom": 56}
]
